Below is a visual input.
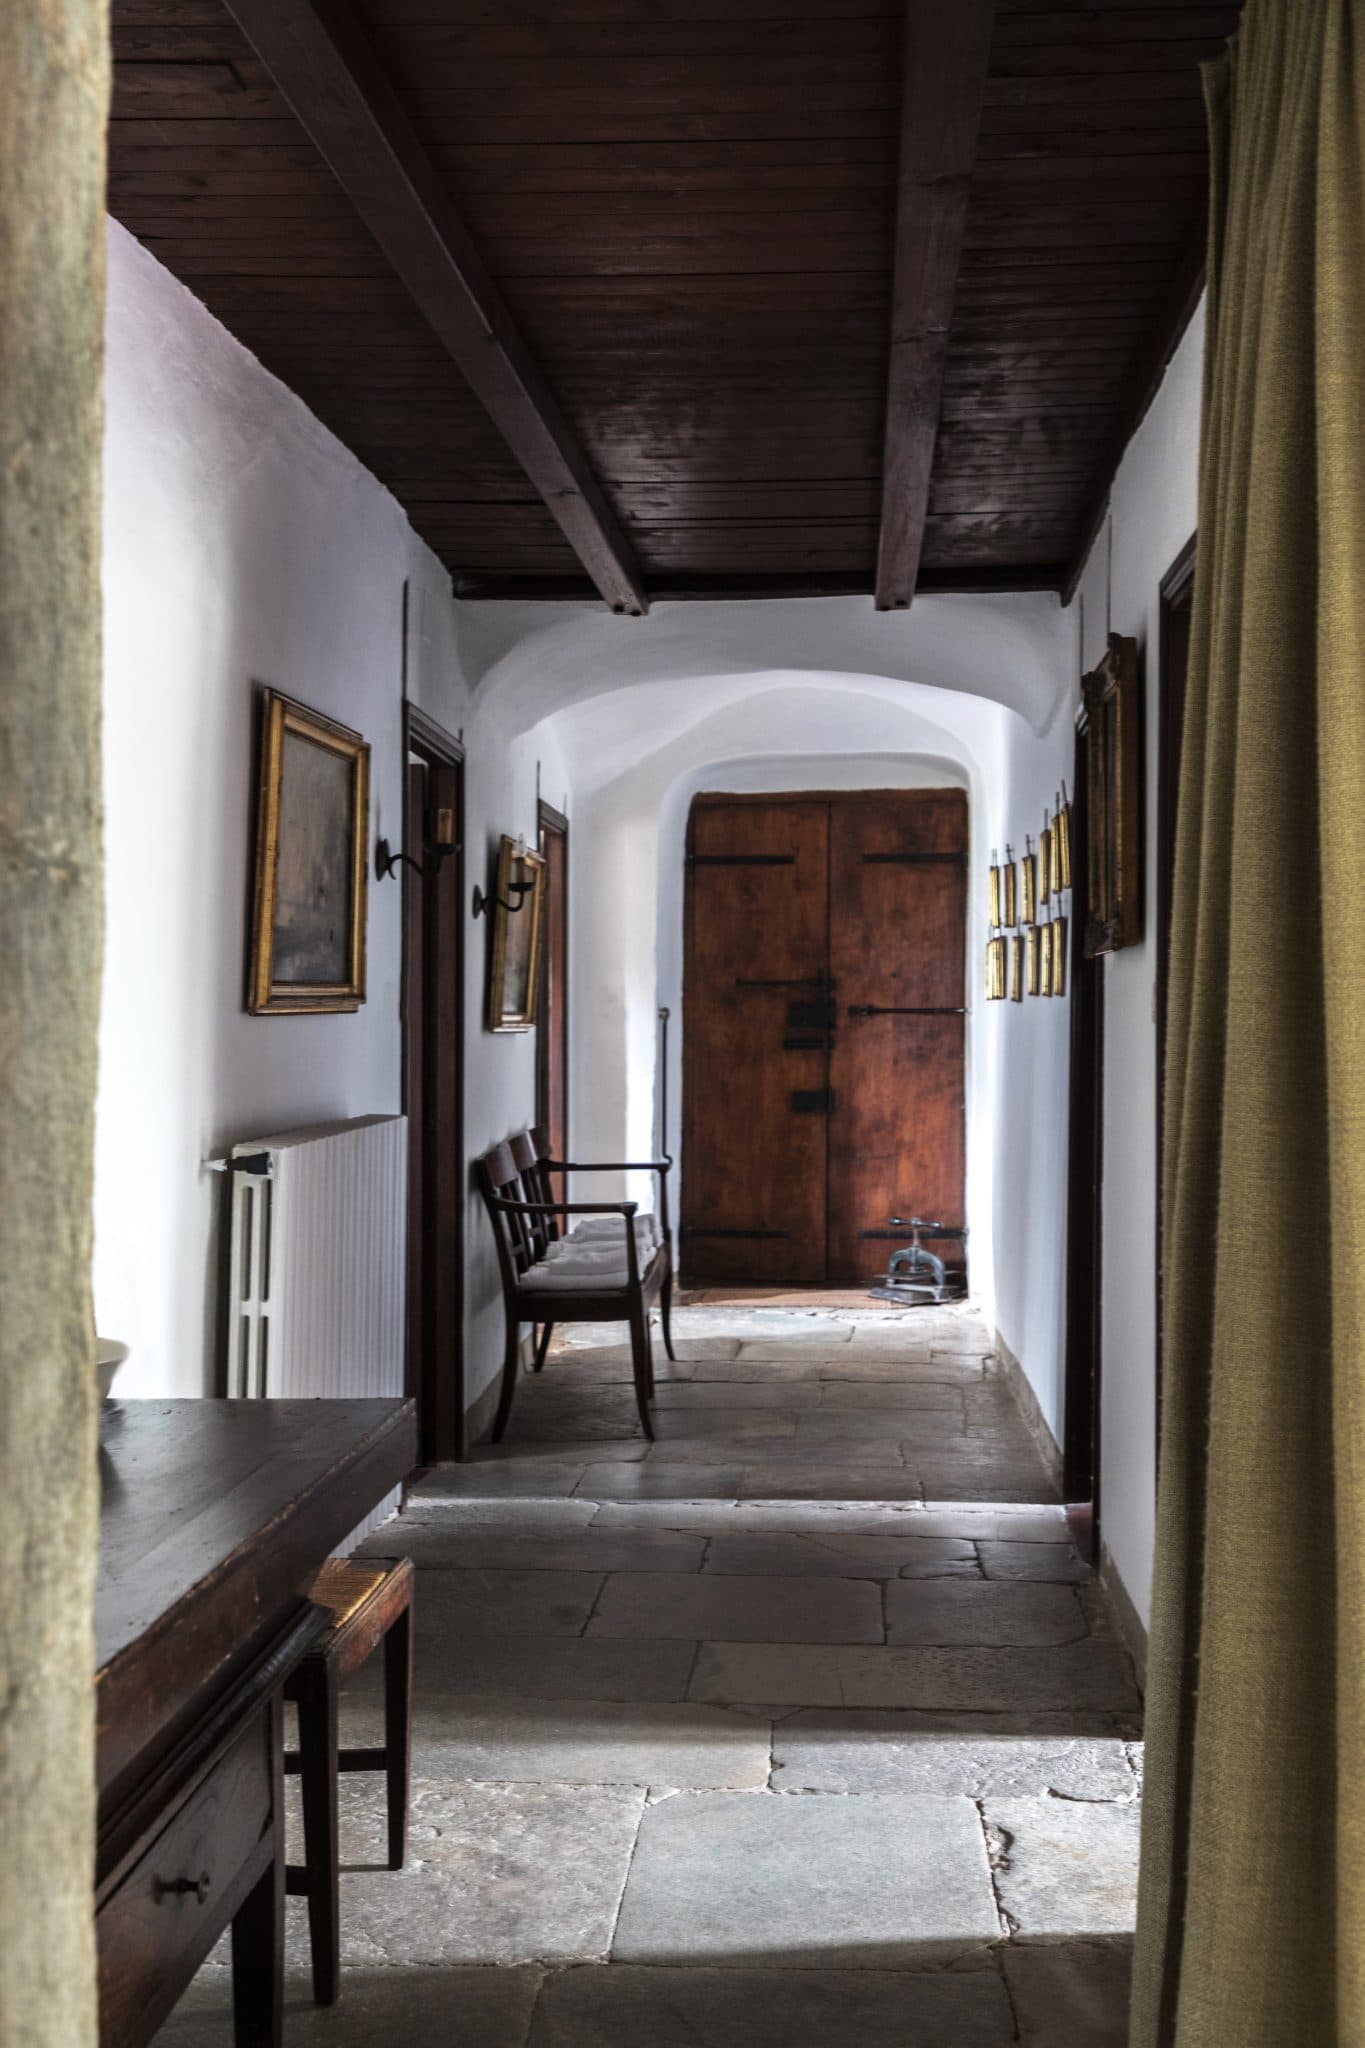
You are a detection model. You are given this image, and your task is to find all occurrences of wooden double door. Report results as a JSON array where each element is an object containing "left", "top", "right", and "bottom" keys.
[{"left": 681, "top": 790, "right": 967, "bottom": 1287}]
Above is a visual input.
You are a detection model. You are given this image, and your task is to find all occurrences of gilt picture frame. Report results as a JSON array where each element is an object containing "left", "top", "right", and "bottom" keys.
[
  {"left": 248, "top": 689, "right": 369, "bottom": 1015},
  {"left": 486, "top": 835, "right": 548, "bottom": 1033},
  {"left": 1082, "top": 632, "right": 1143, "bottom": 956}
]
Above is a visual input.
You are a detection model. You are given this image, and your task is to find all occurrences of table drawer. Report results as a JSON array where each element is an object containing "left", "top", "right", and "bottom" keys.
[{"left": 98, "top": 1708, "right": 273, "bottom": 2043}]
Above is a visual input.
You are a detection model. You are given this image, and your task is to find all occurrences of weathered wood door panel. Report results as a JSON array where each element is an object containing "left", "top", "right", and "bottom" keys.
[
  {"left": 681, "top": 799, "right": 830, "bottom": 1284},
  {"left": 682, "top": 789, "right": 967, "bottom": 1289},
  {"left": 827, "top": 790, "right": 967, "bottom": 1285}
]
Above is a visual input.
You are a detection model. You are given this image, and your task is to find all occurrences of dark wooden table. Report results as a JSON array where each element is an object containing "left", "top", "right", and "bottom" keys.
[{"left": 94, "top": 1398, "right": 417, "bottom": 2047}]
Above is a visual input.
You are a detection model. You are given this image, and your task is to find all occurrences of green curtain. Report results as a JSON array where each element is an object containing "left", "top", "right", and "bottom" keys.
[{"left": 1132, "top": 3, "right": 1365, "bottom": 2042}]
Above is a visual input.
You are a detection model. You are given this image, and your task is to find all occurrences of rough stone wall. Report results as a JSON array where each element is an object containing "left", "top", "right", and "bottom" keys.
[{"left": 0, "top": 4, "right": 110, "bottom": 2042}]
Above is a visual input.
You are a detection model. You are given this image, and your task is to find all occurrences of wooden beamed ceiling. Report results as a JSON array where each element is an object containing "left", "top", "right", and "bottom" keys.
[{"left": 107, "top": 0, "right": 1242, "bottom": 609}]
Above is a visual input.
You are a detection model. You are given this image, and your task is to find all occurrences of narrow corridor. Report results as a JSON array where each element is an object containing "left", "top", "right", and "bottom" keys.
[{"left": 164, "top": 1305, "right": 1143, "bottom": 2047}]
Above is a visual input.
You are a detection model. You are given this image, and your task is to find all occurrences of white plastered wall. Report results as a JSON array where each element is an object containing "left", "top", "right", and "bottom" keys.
[{"left": 1067, "top": 300, "right": 1205, "bottom": 1628}]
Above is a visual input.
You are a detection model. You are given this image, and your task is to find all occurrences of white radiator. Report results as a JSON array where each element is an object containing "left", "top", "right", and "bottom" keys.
[{"left": 224, "top": 1114, "right": 408, "bottom": 1548}]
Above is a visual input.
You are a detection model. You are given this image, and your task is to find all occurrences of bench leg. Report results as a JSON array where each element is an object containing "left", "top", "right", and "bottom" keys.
[
  {"left": 491, "top": 1311, "right": 522, "bottom": 1443},
  {"left": 533, "top": 1320, "right": 555, "bottom": 1372},
  {"left": 293, "top": 1657, "right": 340, "bottom": 2006},
  {"left": 384, "top": 1605, "right": 413, "bottom": 1871},
  {"left": 660, "top": 1265, "right": 678, "bottom": 1363},
  {"left": 627, "top": 1298, "right": 656, "bottom": 1440}
]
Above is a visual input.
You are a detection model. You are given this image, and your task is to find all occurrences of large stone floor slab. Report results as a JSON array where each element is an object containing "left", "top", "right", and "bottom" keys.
[
  {"left": 613, "top": 1790, "right": 1000, "bottom": 1968},
  {"left": 984, "top": 1798, "right": 1141, "bottom": 1937},
  {"left": 690, "top": 1640, "right": 1142, "bottom": 1714},
  {"left": 369, "top": 1523, "right": 707, "bottom": 1574},
  {"left": 527, "top": 1962, "right": 1017, "bottom": 2047},
  {"left": 299, "top": 1780, "right": 644, "bottom": 1968},
  {"left": 771, "top": 1714, "right": 1137, "bottom": 1799},
  {"left": 588, "top": 1569, "right": 884, "bottom": 1645},
  {"left": 412, "top": 1568, "right": 603, "bottom": 1638},
  {"left": 701, "top": 1530, "right": 977, "bottom": 1579},
  {"left": 160, "top": 1967, "right": 544, "bottom": 2047},
  {"left": 343, "top": 1690, "right": 772, "bottom": 1790},
  {"left": 415, "top": 1632, "right": 698, "bottom": 1702},
  {"left": 1003, "top": 1939, "right": 1134, "bottom": 2047},
  {"left": 883, "top": 1578, "right": 1089, "bottom": 1647}
]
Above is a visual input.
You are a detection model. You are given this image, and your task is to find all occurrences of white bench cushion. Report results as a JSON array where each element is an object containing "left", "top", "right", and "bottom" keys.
[
  {"left": 522, "top": 1254, "right": 632, "bottom": 1292},
  {"left": 567, "top": 1212, "right": 662, "bottom": 1253}
]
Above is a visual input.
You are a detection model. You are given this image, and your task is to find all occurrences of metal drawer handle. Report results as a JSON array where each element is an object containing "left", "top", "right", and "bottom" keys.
[{"left": 156, "top": 1871, "right": 211, "bottom": 1906}]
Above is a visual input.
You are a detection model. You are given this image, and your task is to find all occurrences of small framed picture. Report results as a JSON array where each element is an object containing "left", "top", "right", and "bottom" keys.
[
  {"left": 248, "top": 690, "right": 369, "bottom": 1015},
  {"left": 486, "top": 835, "right": 548, "bottom": 1032},
  {"left": 989, "top": 861, "right": 1002, "bottom": 930},
  {"left": 1039, "top": 822, "right": 1052, "bottom": 907},
  {"left": 1025, "top": 926, "right": 1040, "bottom": 996},
  {"left": 1039, "top": 921, "right": 1053, "bottom": 995},
  {"left": 1056, "top": 790, "right": 1073, "bottom": 892},
  {"left": 1002, "top": 857, "right": 1017, "bottom": 930},
  {"left": 1021, "top": 844, "right": 1037, "bottom": 925},
  {"left": 1009, "top": 933, "right": 1024, "bottom": 1002},
  {"left": 1052, "top": 914, "right": 1068, "bottom": 998}
]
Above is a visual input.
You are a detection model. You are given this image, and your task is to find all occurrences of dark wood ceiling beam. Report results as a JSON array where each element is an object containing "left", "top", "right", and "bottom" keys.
[
  {"left": 875, "top": 1, "right": 997, "bottom": 610},
  {"left": 221, "top": 0, "right": 647, "bottom": 616}
]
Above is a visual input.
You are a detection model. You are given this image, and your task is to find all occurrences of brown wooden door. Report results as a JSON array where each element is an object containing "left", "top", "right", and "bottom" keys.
[
  {"left": 827, "top": 790, "right": 967, "bottom": 1285},
  {"left": 681, "top": 790, "right": 967, "bottom": 1288},
  {"left": 681, "top": 798, "right": 831, "bottom": 1284}
]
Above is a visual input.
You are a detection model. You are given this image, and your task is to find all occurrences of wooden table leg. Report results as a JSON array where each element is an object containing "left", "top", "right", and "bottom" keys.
[
  {"left": 230, "top": 1845, "right": 283, "bottom": 2047},
  {"left": 384, "top": 1603, "right": 413, "bottom": 1871},
  {"left": 293, "top": 1654, "right": 341, "bottom": 2005}
]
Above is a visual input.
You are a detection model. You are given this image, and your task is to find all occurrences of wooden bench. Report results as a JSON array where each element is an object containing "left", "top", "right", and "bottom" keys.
[{"left": 476, "top": 1126, "right": 676, "bottom": 1441}]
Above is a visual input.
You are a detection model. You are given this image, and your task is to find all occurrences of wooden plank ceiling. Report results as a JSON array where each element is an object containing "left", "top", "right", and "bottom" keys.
[{"left": 107, "top": 1, "right": 1242, "bottom": 609}]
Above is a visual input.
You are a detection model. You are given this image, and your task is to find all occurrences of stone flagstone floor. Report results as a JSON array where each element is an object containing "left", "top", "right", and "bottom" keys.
[{"left": 161, "top": 1302, "right": 1143, "bottom": 2047}]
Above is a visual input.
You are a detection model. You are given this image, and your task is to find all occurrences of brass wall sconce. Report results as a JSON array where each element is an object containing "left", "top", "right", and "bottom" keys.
[{"left": 376, "top": 806, "right": 457, "bottom": 881}]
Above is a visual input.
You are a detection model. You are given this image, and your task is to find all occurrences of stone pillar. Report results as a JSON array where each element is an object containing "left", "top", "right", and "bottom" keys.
[{"left": 0, "top": 5, "right": 109, "bottom": 2044}]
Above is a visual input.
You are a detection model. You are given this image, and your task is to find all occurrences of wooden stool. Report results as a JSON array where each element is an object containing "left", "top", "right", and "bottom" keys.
[{"left": 284, "top": 1556, "right": 414, "bottom": 2006}]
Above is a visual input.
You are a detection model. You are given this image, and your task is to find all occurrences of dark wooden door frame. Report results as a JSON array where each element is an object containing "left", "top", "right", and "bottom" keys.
[
  {"left": 402, "top": 704, "right": 466, "bottom": 1463},
  {"left": 536, "top": 799, "right": 570, "bottom": 1167},
  {"left": 1063, "top": 711, "right": 1105, "bottom": 1561},
  {"left": 1155, "top": 533, "right": 1197, "bottom": 1479}
]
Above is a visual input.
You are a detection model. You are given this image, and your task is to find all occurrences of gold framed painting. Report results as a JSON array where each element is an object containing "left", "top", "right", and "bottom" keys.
[
  {"left": 1082, "top": 632, "right": 1142, "bottom": 955},
  {"left": 1009, "top": 933, "right": 1024, "bottom": 1002},
  {"left": 985, "top": 935, "right": 1006, "bottom": 1000},
  {"left": 486, "top": 835, "right": 548, "bottom": 1032},
  {"left": 988, "top": 860, "right": 1002, "bottom": 930},
  {"left": 1039, "top": 920, "right": 1053, "bottom": 995},
  {"left": 1055, "top": 787, "right": 1073, "bottom": 891},
  {"left": 1020, "top": 842, "right": 1037, "bottom": 925},
  {"left": 1039, "top": 820, "right": 1052, "bottom": 907},
  {"left": 1051, "top": 914, "right": 1068, "bottom": 997},
  {"left": 1001, "top": 856, "right": 1017, "bottom": 930},
  {"left": 248, "top": 690, "right": 369, "bottom": 1015},
  {"left": 1025, "top": 926, "right": 1040, "bottom": 995}
]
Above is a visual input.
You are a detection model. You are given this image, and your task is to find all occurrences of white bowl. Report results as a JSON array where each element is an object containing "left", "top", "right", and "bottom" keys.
[{"left": 96, "top": 1338, "right": 130, "bottom": 1402}]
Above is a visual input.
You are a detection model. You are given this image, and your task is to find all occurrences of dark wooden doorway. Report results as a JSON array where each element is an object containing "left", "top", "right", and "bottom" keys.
[
  {"left": 1156, "top": 535, "right": 1197, "bottom": 1472},
  {"left": 681, "top": 790, "right": 967, "bottom": 1288},
  {"left": 536, "top": 801, "right": 569, "bottom": 1172},
  {"left": 403, "top": 707, "right": 465, "bottom": 1463},
  {"left": 1063, "top": 714, "right": 1105, "bottom": 1561}
]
